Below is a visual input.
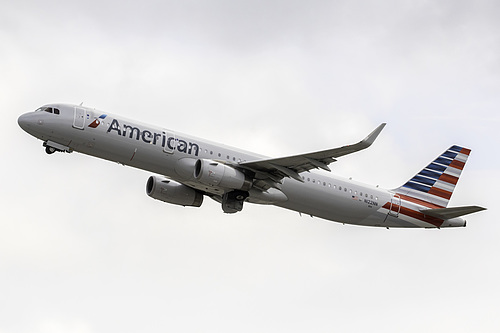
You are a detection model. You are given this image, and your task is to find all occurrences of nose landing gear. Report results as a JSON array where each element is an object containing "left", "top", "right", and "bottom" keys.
[
  {"left": 45, "top": 146, "right": 57, "bottom": 154},
  {"left": 43, "top": 141, "right": 72, "bottom": 154}
]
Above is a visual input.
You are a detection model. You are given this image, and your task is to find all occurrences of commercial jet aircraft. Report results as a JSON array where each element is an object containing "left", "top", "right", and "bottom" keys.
[{"left": 18, "top": 104, "right": 486, "bottom": 228}]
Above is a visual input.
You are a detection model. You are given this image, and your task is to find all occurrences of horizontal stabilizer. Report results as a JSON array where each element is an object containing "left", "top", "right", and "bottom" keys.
[{"left": 420, "top": 206, "right": 486, "bottom": 220}]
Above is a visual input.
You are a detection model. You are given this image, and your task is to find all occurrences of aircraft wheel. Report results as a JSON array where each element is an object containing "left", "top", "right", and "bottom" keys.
[{"left": 45, "top": 146, "right": 56, "bottom": 154}]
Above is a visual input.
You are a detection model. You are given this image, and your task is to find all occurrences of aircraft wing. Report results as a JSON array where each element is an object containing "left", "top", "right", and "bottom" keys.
[{"left": 239, "top": 123, "right": 386, "bottom": 183}]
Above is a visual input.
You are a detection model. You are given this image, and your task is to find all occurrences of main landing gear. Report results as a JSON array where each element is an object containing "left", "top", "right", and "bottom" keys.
[{"left": 222, "top": 190, "right": 249, "bottom": 214}]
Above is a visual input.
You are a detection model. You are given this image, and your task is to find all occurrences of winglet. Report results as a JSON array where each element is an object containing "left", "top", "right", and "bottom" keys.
[{"left": 361, "top": 123, "right": 386, "bottom": 148}]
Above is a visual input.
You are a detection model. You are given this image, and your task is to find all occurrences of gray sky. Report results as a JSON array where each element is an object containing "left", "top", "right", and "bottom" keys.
[{"left": 1, "top": 0, "right": 499, "bottom": 332}]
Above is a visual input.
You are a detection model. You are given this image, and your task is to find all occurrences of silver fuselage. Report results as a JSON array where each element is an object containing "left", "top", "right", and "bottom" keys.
[{"left": 18, "top": 104, "right": 466, "bottom": 228}]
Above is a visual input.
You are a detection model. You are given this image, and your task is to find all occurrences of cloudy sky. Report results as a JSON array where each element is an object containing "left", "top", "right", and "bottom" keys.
[{"left": 1, "top": 0, "right": 499, "bottom": 332}]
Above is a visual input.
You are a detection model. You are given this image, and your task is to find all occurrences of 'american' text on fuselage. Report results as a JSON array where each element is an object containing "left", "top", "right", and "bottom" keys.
[{"left": 106, "top": 118, "right": 199, "bottom": 156}]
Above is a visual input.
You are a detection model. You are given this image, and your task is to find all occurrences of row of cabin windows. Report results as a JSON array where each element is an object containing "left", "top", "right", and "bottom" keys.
[
  {"left": 302, "top": 176, "right": 378, "bottom": 200},
  {"left": 198, "top": 148, "right": 246, "bottom": 163}
]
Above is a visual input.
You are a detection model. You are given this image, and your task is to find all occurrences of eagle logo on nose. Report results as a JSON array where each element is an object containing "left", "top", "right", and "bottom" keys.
[{"left": 88, "top": 114, "right": 107, "bottom": 128}]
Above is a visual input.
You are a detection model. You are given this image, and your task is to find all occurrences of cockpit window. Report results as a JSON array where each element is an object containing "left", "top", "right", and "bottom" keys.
[{"left": 34, "top": 106, "right": 60, "bottom": 115}]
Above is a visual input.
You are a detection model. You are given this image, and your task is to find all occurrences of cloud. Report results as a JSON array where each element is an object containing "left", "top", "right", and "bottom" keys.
[{"left": 2, "top": 1, "right": 499, "bottom": 332}]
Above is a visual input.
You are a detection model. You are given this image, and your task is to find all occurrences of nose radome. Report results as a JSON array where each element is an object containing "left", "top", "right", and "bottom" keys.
[{"left": 18, "top": 113, "right": 30, "bottom": 131}]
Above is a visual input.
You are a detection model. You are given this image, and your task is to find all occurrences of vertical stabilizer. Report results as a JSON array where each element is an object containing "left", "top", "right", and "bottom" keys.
[{"left": 395, "top": 145, "right": 471, "bottom": 208}]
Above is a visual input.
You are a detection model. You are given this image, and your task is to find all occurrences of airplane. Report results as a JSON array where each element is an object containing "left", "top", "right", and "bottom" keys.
[{"left": 18, "top": 103, "right": 486, "bottom": 228}]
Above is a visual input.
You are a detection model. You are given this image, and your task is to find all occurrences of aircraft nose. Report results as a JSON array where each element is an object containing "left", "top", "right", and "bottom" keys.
[
  {"left": 18, "top": 113, "right": 31, "bottom": 131},
  {"left": 18, "top": 112, "right": 39, "bottom": 133}
]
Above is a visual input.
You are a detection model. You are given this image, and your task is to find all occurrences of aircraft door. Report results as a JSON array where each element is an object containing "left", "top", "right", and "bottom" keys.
[
  {"left": 388, "top": 194, "right": 401, "bottom": 217},
  {"left": 73, "top": 107, "right": 85, "bottom": 129}
]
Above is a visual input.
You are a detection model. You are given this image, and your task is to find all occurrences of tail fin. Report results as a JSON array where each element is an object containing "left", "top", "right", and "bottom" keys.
[{"left": 395, "top": 145, "right": 471, "bottom": 208}]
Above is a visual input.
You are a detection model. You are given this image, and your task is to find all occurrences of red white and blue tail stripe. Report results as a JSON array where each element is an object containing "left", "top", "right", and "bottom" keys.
[{"left": 395, "top": 145, "right": 471, "bottom": 208}]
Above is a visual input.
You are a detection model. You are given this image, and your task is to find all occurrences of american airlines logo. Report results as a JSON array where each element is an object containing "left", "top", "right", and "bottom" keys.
[
  {"left": 88, "top": 114, "right": 107, "bottom": 128},
  {"left": 105, "top": 118, "right": 200, "bottom": 156}
]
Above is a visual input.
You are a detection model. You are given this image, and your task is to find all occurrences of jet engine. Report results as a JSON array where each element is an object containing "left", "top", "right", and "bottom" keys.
[
  {"left": 194, "top": 159, "right": 252, "bottom": 191},
  {"left": 146, "top": 176, "right": 203, "bottom": 207}
]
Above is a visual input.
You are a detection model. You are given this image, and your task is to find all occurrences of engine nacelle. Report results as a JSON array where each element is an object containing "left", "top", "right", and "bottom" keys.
[
  {"left": 146, "top": 176, "right": 203, "bottom": 207},
  {"left": 194, "top": 159, "right": 252, "bottom": 191}
]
